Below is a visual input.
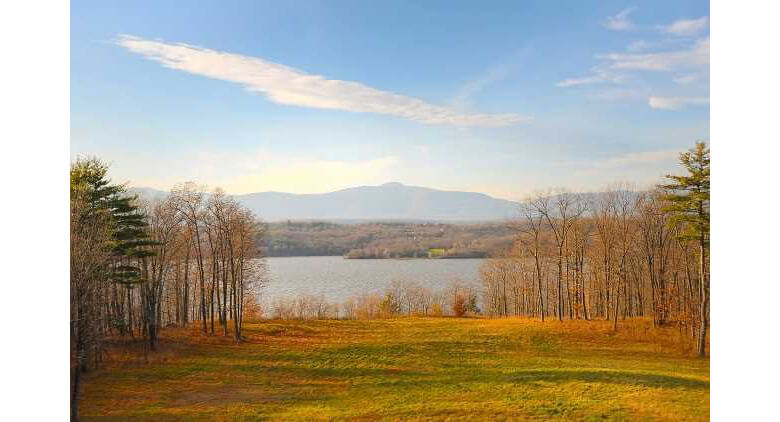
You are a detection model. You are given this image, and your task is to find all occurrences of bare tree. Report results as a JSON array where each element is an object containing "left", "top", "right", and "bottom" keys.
[
  {"left": 520, "top": 192, "right": 553, "bottom": 321},
  {"left": 138, "top": 196, "right": 182, "bottom": 350},
  {"left": 171, "top": 183, "right": 209, "bottom": 334},
  {"left": 533, "top": 190, "right": 588, "bottom": 321},
  {"left": 70, "top": 186, "right": 114, "bottom": 420}
]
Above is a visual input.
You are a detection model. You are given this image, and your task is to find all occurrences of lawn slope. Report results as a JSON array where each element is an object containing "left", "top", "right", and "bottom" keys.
[{"left": 81, "top": 318, "right": 709, "bottom": 420}]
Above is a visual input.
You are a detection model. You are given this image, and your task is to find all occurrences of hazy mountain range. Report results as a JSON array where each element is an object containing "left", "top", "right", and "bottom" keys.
[{"left": 130, "top": 182, "right": 521, "bottom": 222}]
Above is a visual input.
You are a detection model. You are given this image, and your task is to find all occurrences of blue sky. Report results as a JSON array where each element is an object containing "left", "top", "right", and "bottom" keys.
[{"left": 71, "top": 0, "right": 709, "bottom": 200}]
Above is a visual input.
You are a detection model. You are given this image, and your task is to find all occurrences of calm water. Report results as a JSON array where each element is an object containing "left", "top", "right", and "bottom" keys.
[{"left": 260, "top": 256, "right": 484, "bottom": 305}]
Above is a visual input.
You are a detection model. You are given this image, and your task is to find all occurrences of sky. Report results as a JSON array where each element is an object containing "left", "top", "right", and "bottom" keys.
[{"left": 71, "top": 0, "right": 710, "bottom": 201}]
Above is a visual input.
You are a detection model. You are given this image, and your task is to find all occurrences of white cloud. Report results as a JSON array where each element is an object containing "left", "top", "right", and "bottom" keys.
[
  {"left": 587, "top": 88, "right": 646, "bottom": 101},
  {"left": 600, "top": 38, "right": 709, "bottom": 71},
  {"left": 549, "top": 148, "right": 684, "bottom": 191},
  {"left": 558, "top": 38, "right": 708, "bottom": 90},
  {"left": 627, "top": 40, "right": 650, "bottom": 52},
  {"left": 661, "top": 17, "right": 709, "bottom": 36},
  {"left": 648, "top": 96, "right": 709, "bottom": 110},
  {"left": 590, "top": 149, "right": 681, "bottom": 168},
  {"left": 451, "top": 45, "right": 532, "bottom": 107},
  {"left": 452, "top": 62, "right": 513, "bottom": 106},
  {"left": 116, "top": 35, "right": 528, "bottom": 127},
  {"left": 603, "top": 7, "right": 637, "bottom": 31},
  {"left": 557, "top": 73, "right": 608, "bottom": 87},
  {"left": 556, "top": 68, "right": 624, "bottom": 87},
  {"left": 673, "top": 74, "right": 699, "bottom": 85}
]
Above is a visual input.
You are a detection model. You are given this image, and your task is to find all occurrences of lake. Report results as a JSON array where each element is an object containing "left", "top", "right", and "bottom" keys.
[{"left": 260, "top": 256, "right": 485, "bottom": 306}]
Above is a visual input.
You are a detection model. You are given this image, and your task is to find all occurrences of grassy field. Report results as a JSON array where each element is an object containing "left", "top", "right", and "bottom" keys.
[{"left": 81, "top": 317, "right": 709, "bottom": 420}]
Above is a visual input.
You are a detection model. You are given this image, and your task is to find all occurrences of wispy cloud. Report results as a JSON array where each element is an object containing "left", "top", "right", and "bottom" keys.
[
  {"left": 551, "top": 148, "right": 682, "bottom": 187},
  {"left": 452, "top": 63, "right": 513, "bottom": 107},
  {"left": 557, "top": 38, "right": 709, "bottom": 90},
  {"left": 660, "top": 17, "right": 709, "bottom": 36},
  {"left": 648, "top": 96, "right": 709, "bottom": 110},
  {"left": 545, "top": 147, "right": 693, "bottom": 192},
  {"left": 600, "top": 38, "right": 709, "bottom": 71},
  {"left": 626, "top": 40, "right": 651, "bottom": 52},
  {"left": 587, "top": 88, "right": 646, "bottom": 101},
  {"left": 451, "top": 46, "right": 532, "bottom": 108},
  {"left": 673, "top": 74, "right": 699, "bottom": 85},
  {"left": 588, "top": 149, "right": 681, "bottom": 169},
  {"left": 116, "top": 35, "right": 529, "bottom": 127},
  {"left": 603, "top": 7, "right": 637, "bottom": 31},
  {"left": 556, "top": 68, "right": 624, "bottom": 87}
]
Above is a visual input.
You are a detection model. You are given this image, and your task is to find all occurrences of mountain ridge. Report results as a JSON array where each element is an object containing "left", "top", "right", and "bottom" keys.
[{"left": 130, "top": 183, "right": 520, "bottom": 222}]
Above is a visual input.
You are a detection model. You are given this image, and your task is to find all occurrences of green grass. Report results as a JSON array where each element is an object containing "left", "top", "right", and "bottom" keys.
[{"left": 81, "top": 317, "right": 709, "bottom": 420}]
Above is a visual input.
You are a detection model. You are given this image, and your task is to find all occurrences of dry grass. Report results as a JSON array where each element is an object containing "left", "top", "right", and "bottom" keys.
[{"left": 80, "top": 317, "right": 709, "bottom": 420}]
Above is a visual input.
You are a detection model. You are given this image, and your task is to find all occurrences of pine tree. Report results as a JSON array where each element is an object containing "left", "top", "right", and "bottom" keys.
[
  {"left": 70, "top": 157, "right": 156, "bottom": 331},
  {"left": 71, "top": 158, "right": 154, "bottom": 276},
  {"left": 661, "top": 141, "right": 710, "bottom": 357}
]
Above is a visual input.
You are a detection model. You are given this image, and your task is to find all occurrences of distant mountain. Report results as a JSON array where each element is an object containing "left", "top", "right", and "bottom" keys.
[
  {"left": 130, "top": 182, "right": 521, "bottom": 222},
  {"left": 128, "top": 187, "right": 169, "bottom": 202}
]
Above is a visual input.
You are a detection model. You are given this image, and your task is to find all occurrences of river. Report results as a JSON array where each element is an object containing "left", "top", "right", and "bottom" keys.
[{"left": 260, "top": 256, "right": 484, "bottom": 306}]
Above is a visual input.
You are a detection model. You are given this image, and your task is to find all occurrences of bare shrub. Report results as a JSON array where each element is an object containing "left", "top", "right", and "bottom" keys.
[{"left": 453, "top": 292, "right": 469, "bottom": 317}]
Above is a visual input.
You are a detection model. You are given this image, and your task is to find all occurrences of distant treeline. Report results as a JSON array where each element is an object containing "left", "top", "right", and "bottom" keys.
[{"left": 261, "top": 221, "right": 515, "bottom": 258}]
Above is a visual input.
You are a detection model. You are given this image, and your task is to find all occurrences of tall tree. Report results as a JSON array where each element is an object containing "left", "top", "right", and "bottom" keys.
[
  {"left": 536, "top": 190, "right": 587, "bottom": 321},
  {"left": 611, "top": 185, "right": 637, "bottom": 331},
  {"left": 139, "top": 197, "right": 182, "bottom": 350},
  {"left": 662, "top": 141, "right": 710, "bottom": 357},
  {"left": 70, "top": 184, "right": 113, "bottom": 421},
  {"left": 70, "top": 157, "right": 153, "bottom": 420},
  {"left": 520, "top": 193, "right": 550, "bottom": 321},
  {"left": 171, "top": 183, "right": 209, "bottom": 334}
]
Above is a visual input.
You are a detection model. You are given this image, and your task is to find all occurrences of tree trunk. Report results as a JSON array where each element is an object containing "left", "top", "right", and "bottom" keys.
[
  {"left": 209, "top": 281, "right": 215, "bottom": 335},
  {"left": 71, "top": 361, "right": 81, "bottom": 421},
  {"left": 697, "top": 242, "right": 709, "bottom": 357},
  {"left": 535, "top": 256, "right": 544, "bottom": 322},
  {"left": 183, "top": 248, "right": 190, "bottom": 326},
  {"left": 557, "top": 246, "right": 563, "bottom": 321},
  {"left": 613, "top": 280, "right": 620, "bottom": 331}
]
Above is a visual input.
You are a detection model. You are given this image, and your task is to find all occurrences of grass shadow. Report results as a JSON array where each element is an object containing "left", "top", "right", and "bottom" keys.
[{"left": 504, "top": 369, "right": 709, "bottom": 389}]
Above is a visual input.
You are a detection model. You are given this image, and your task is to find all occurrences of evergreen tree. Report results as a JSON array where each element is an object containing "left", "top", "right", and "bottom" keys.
[
  {"left": 661, "top": 141, "right": 710, "bottom": 357},
  {"left": 70, "top": 157, "right": 155, "bottom": 287},
  {"left": 71, "top": 157, "right": 157, "bottom": 343}
]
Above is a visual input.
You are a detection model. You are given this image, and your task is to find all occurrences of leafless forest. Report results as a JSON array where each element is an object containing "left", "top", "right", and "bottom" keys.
[
  {"left": 482, "top": 143, "right": 710, "bottom": 357},
  {"left": 482, "top": 188, "right": 706, "bottom": 334}
]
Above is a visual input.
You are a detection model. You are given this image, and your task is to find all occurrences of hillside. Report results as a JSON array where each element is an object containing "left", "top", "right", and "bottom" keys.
[{"left": 262, "top": 220, "right": 516, "bottom": 258}]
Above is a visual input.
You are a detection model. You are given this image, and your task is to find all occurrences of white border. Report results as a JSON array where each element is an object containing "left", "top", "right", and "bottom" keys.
[
  {"left": 1, "top": 1, "right": 70, "bottom": 419},
  {"left": 711, "top": 0, "right": 780, "bottom": 420},
  {"left": 3, "top": 0, "right": 780, "bottom": 419}
]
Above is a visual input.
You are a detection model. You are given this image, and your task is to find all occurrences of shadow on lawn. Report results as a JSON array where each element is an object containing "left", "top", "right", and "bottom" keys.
[
  {"left": 228, "top": 340, "right": 709, "bottom": 391},
  {"left": 361, "top": 368, "right": 709, "bottom": 391},
  {"left": 503, "top": 369, "right": 709, "bottom": 389}
]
